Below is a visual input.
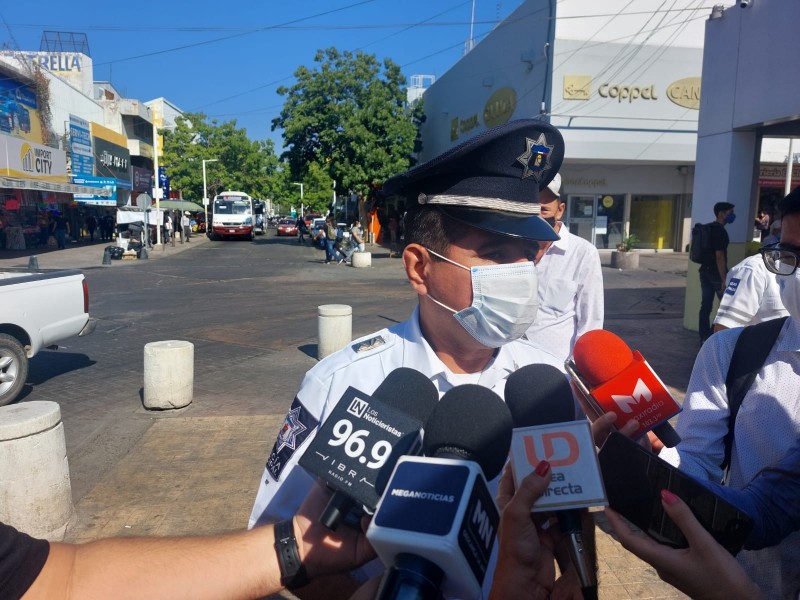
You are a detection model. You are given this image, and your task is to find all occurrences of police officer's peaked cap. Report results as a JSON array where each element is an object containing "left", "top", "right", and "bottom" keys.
[{"left": 383, "top": 119, "right": 565, "bottom": 241}]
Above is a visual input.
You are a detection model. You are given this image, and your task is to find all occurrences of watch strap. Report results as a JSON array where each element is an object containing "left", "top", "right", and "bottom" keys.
[{"left": 274, "top": 519, "right": 311, "bottom": 590}]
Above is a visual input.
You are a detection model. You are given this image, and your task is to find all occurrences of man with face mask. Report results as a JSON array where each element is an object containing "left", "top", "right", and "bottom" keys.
[
  {"left": 524, "top": 173, "right": 604, "bottom": 363},
  {"left": 248, "top": 120, "right": 584, "bottom": 598},
  {"left": 660, "top": 187, "right": 800, "bottom": 598},
  {"left": 698, "top": 201, "right": 736, "bottom": 342}
]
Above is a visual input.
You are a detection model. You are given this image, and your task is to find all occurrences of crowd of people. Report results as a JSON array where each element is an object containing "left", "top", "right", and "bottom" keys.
[
  {"left": 4, "top": 118, "right": 800, "bottom": 599},
  {"left": 294, "top": 213, "right": 366, "bottom": 265}
]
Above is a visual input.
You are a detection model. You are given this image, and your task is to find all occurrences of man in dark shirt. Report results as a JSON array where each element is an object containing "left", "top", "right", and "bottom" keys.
[{"left": 698, "top": 201, "right": 735, "bottom": 342}]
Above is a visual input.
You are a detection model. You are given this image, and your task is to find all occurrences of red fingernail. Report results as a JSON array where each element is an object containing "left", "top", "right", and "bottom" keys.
[
  {"left": 661, "top": 490, "right": 679, "bottom": 505},
  {"left": 535, "top": 460, "right": 550, "bottom": 476}
]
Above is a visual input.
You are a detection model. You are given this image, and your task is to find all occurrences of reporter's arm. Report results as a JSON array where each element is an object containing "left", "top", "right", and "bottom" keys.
[{"left": 605, "top": 490, "right": 763, "bottom": 600}]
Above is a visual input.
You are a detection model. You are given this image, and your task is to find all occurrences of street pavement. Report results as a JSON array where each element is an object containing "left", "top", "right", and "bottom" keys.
[{"left": 1, "top": 234, "right": 700, "bottom": 599}]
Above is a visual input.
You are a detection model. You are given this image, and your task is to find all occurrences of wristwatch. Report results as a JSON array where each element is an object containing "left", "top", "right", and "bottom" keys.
[{"left": 274, "top": 519, "right": 311, "bottom": 590}]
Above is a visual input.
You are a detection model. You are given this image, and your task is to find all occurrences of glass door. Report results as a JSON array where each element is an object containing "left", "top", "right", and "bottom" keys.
[{"left": 567, "top": 195, "right": 596, "bottom": 244}]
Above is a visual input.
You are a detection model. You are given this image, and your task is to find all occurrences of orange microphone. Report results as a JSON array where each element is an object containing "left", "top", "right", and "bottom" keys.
[{"left": 566, "top": 330, "right": 682, "bottom": 448}]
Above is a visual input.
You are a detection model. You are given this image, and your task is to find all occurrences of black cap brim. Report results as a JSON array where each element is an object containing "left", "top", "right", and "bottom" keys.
[{"left": 442, "top": 206, "right": 560, "bottom": 242}]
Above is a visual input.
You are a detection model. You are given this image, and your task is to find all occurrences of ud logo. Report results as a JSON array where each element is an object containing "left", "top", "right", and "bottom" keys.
[
  {"left": 524, "top": 432, "right": 579, "bottom": 468},
  {"left": 611, "top": 379, "right": 652, "bottom": 413},
  {"left": 347, "top": 397, "right": 369, "bottom": 418}
]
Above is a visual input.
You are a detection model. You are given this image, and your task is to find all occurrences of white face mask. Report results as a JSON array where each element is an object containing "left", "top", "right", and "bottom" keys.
[
  {"left": 778, "top": 271, "right": 800, "bottom": 321},
  {"left": 425, "top": 248, "right": 539, "bottom": 348}
]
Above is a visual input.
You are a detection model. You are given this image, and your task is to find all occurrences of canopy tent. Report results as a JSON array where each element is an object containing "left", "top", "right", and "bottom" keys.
[
  {"left": 116, "top": 205, "right": 163, "bottom": 225},
  {"left": 154, "top": 200, "right": 204, "bottom": 213}
]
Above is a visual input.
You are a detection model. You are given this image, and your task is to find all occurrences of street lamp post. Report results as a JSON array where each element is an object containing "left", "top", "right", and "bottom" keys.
[
  {"left": 292, "top": 182, "right": 304, "bottom": 217},
  {"left": 203, "top": 159, "right": 219, "bottom": 234}
]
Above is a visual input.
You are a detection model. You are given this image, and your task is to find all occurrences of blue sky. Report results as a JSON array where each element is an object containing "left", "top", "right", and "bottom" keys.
[{"left": 1, "top": 0, "right": 518, "bottom": 148}]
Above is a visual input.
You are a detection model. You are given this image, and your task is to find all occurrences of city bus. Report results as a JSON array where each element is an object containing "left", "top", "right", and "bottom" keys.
[{"left": 209, "top": 191, "right": 254, "bottom": 240}]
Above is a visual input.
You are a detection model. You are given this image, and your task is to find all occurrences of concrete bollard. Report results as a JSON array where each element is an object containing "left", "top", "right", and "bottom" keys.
[
  {"left": 318, "top": 304, "right": 352, "bottom": 360},
  {"left": 143, "top": 341, "right": 194, "bottom": 410},
  {"left": 0, "top": 401, "right": 73, "bottom": 540},
  {"left": 28, "top": 255, "right": 39, "bottom": 270},
  {"left": 351, "top": 252, "right": 372, "bottom": 268}
]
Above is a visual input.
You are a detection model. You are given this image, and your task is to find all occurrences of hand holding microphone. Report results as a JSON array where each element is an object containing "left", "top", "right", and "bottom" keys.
[{"left": 567, "top": 329, "right": 682, "bottom": 448}]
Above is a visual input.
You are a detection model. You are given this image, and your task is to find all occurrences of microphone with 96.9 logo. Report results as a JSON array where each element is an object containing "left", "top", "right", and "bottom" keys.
[
  {"left": 566, "top": 329, "right": 682, "bottom": 448},
  {"left": 367, "top": 384, "right": 513, "bottom": 600},
  {"left": 298, "top": 367, "right": 438, "bottom": 530}
]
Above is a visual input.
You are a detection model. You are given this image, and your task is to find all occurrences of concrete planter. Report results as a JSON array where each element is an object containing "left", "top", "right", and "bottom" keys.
[{"left": 611, "top": 250, "right": 640, "bottom": 270}]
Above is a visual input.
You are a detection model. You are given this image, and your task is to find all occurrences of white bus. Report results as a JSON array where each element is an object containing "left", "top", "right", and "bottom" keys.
[{"left": 209, "top": 191, "right": 254, "bottom": 240}]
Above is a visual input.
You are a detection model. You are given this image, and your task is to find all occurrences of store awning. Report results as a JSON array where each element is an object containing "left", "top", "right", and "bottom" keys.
[{"left": 0, "top": 176, "right": 112, "bottom": 197}]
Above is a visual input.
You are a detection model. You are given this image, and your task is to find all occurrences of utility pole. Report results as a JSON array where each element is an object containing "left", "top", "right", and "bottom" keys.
[
  {"left": 153, "top": 120, "right": 161, "bottom": 245},
  {"left": 292, "top": 182, "right": 304, "bottom": 217}
]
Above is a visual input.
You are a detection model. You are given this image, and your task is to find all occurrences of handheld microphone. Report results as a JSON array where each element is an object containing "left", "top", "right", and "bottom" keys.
[
  {"left": 367, "top": 384, "right": 513, "bottom": 600},
  {"left": 298, "top": 367, "right": 438, "bottom": 529},
  {"left": 567, "top": 329, "right": 682, "bottom": 447},
  {"left": 505, "top": 364, "right": 602, "bottom": 600}
]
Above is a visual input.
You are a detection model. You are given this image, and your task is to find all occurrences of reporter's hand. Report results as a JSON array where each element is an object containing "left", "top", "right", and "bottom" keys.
[
  {"left": 293, "top": 483, "right": 376, "bottom": 579},
  {"left": 490, "top": 462, "right": 555, "bottom": 600},
  {"left": 605, "top": 490, "right": 762, "bottom": 600}
]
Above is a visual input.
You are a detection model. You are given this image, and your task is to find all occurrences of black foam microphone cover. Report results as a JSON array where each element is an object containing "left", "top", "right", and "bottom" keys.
[
  {"left": 505, "top": 364, "right": 575, "bottom": 427},
  {"left": 423, "top": 384, "right": 513, "bottom": 481}
]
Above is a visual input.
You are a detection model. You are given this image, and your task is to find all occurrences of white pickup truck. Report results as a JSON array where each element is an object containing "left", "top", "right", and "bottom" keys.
[{"left": 0, "top": 269, "right": 96, "bottom": 406}]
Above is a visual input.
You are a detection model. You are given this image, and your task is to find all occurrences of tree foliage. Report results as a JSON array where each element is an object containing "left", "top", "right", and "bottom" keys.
[
  {"left": 273, "top": 48, "right": 423, "bottom": 199},
  {"left": 160, "top": 112, "right": 281, "bottom": 201}
]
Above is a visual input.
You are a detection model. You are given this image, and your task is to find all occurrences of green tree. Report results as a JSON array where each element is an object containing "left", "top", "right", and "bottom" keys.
[
  {"left": 273, "top": 48, "right": 423, "bottom": 202},
  {"left": 161, "top": 112, "right": 281, "bottom": 202}
]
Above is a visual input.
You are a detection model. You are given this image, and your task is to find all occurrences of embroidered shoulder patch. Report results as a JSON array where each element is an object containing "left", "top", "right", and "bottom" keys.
[
  {"left": 265, "top": 397, "right": 319, "bottom": 481},
  {"left": 351, "top": 335, "right": 386, "bottom": 353},
  {"left": 725, "top": 277, "right": 741, "bottom": 296}
]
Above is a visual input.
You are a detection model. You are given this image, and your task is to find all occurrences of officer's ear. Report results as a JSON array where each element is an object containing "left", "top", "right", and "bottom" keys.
[{"left": 404, "top": 243, "right": 432, "bottom": 295}]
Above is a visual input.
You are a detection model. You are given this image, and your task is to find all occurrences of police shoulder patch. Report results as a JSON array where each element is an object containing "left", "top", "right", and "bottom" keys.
[
  {"left": 351, "top": 335, "right": 386, "bottom": 353},
  {"left": 265, "top": 397, "right": 319, "bottom": 481},
  {"left": 725, "top": 277, "right": 741, "bottom": 296}
]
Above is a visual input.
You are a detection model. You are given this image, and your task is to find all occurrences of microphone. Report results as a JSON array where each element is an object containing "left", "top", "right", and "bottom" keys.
[
  {"left": 505, "top": 364, "right": 603, "bottom": 600},
  {"left": 567, "top": 329, "right": 682, "bottom": 448},
  {"left": 367, "top": 384, "right": 513, "bottom": 600},
  {"left": 298, "top": 367, "right": 438, "bottom": 529}
]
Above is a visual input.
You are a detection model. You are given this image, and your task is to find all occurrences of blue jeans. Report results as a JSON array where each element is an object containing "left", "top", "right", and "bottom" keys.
[
  {"left": 55, "top": 229, "right": 67, "bottom": 249},
  {"left": 325, "top": 239, "right": 339, "bottom": 263},
  {"left": 699, "top": 269, "right": 723, "bottom": 342}
]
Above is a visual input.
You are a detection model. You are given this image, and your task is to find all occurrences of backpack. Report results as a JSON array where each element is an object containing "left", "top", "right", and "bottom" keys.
[
  {"left": 720, "top": 316, "right": 789, "bottom": 473},
  {"left": 689, "top": 222, "right": 713, "bottom": 263}
]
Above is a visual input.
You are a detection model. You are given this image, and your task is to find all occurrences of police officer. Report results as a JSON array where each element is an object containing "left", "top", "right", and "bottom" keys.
[{"left": 249, "top": 120, "right": 590, "bottom": 597}]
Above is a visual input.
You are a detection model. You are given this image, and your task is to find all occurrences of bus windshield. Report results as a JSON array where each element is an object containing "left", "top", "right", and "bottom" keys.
[{"left": 214, "top": 199, "right": 251, "bottom": 215}]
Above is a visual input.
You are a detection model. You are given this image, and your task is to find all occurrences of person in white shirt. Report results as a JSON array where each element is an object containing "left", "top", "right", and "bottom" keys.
[
  {"left": 660, "top": 187, "right": 800, "bottom": 598},
  {"left": 249, "top": 120, "right": 592, "bottom": 598},
  {"left": 524, "top": 173, "right": 604, "bottom": 362},
  {"left": 712, "top": 253, "right": 788, "bottom": 332}
]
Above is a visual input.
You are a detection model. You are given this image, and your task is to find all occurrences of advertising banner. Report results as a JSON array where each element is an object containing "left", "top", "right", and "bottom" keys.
[
  {"left": 68, "top": 114, "right": 93, "bottom": 176},
  {"left": 0, "top": 72, "right": 44, "bottom": 144},
  {"left": 0, "top": 133, "right": 67, "bottom": 182},
  {"left": 132, "top": 166, "right": 152, "bottom": 192},
  {"left": 72, "top": 175, "right": 117, "bottom": 205}
]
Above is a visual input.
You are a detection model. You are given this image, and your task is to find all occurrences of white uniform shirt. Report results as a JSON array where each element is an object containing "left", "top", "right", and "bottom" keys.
[
  {"left": 714, "top": 254, "right": 788, "bottom": 328},
  {"left": 248, "top": 306, "right": 564, "bottom": 596},
  {"left": 660, "top": 320, "right": 800, "bottom": 598},
  {"left": 525, "top": 224, "right": 604, "bottom": 363}
]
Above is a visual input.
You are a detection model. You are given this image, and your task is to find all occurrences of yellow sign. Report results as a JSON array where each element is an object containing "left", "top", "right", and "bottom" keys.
[
  {"left": 563, "top": 76, "right": 592, "bottom": 101},
  {"left": 599, "top": 83, "right": 657, "bottom": 102},
  {"left": 450, "top": 114, "right": 480, "bottom": 141},
  {"left": 602, "top": 195, "right": 614, "bottom": 208},
  {"left": 667, "top": 77, "right": 701, "bottom": 110},
  {"left": 483, "top": 87, "right": 517, "bottom": 127}
]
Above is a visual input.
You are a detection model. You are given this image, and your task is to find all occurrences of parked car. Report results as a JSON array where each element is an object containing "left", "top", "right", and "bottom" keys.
[
  {"left": 276, "top": 218, "right": 299, "bottom": 236},
  {"left": 0, "top": 269, "right": 96, "bottom": 405},
  {"left": 304, "top": 213, "right": 323, "bottom": 228}
]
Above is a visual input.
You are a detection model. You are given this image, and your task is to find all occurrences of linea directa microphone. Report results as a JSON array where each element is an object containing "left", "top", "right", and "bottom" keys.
[
  {"left": 567, "top": 329, "right": 682, "bottom": 448},
  {"left": 298, "top": 367, "right": 438, "bottom": 529},
  {"left": 505, "top": 364, "right": 604, "bottom": 600},
  {"left": 367, "top": 384, "right": 513, "bottom": 600}
]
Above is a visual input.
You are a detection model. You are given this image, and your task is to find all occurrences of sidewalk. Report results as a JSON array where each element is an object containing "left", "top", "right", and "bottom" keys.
[{"left": 0, "top": 233, "right": 208, "bottom": 271}]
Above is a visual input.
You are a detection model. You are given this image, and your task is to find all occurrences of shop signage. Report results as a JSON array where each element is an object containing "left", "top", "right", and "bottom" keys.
[
  {"left": 0, "top": 72, "right": 43, "bottom": 144},
  {"left": 72, "top": 175, "right": 117, "bottom": 205},
  {"left": 758, "top": 163, "right": 800, "bottom": 189},
  {"left": 132, "top": 166, "right": 152, "bottom": 192},
  {"left": 598, "top": 83, "right": 658, "bottom": 103},
  {"left": 92, "top": 136, "right": 131, "bottom": 183},
  {"left": 68, "top": 114, "right": 93, "bottom": 176},
  {"left": 483, "top": 87, "right": 517, "bottom": 127},
  {"left": 17, "top": 51, "right": 94, "bottom": 97},
  {"left": 450, "top": 114, "right": 481, "bottom": 141},
  {"left": 563, "top": 176, "right": 607, "bottom": 189},
  {"left": 0, "top": 133, "right": 67, "bottom": 182},
  {"left": 667, "top": 77, "right": 701, "bottom": 110},
  {"left": 563, "top": 75, "right": 592, "bottom": 101}
]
